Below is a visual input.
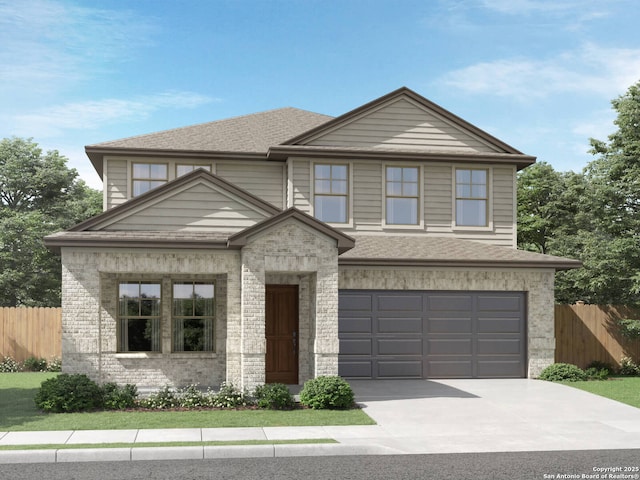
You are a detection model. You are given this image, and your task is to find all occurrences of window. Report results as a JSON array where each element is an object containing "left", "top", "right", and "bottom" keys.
[
  {"left": 456, "top": 168, "right": 488, "bottom": 227},
  {"left": 176, "top": 164, "right": 211, "bottom": 177},
  {"left": 118, "top": 282, "right": 161, "bottom": 352},
  {"left": 386, "top": 166, "right": 419, "bottom": 225},
  {"left": 172, "top": 282, "right": 215, "bottom": 352},
  {"left": 314, "top": 164, "right": 348, "bottom": 223},
  {"left": 132, "top": 163, "right": 168, "bottom": 196}
]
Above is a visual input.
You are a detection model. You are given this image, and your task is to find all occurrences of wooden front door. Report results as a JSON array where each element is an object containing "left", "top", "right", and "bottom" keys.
[{"left": 265, "top": 285, "right": 299, "bottom": 384}]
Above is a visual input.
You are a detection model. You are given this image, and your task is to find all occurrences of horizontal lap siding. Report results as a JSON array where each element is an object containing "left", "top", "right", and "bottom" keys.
[
  {"left": 425, "top": 165, "right": 452, "bottom": 231},
  {"left": 353, "top": 162, "right": 382, "bottom": 229},
  {"left": 216, "top": 162, "right": 285, "bottom": 209},
  {"left": 291, "top": 159, "right": 311, "bottom": 214},
  {"left": 308, "top": 99, "right": 498, "bottom": 153},
  {"left": 105, "top": 159, "right": 128, "bottom": 210},
  {"left": 103, "top": 183, "right": 268, "bottom": 231}
]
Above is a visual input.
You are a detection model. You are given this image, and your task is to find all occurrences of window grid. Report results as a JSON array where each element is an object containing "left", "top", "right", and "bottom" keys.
[
  {"left": 385, "top": 166, "right": 419, "bottom": 225},
  {"left": 455, "top": 168, "right": 489, "bottom": 227},
  {"left": 118, "top": 281, "right": 161, "bottom": 352},
  {"left": 314, "top": 164, "right": 348, "bottom": 223},
  {"left": 176, "top": 164, "right": 212, "bottom": 177},
  {"left": 132, "top": 163, "right": 168, "bottom": 197},
  {"left": 172, "top": 281, "right": 215, "bottom": 352}
]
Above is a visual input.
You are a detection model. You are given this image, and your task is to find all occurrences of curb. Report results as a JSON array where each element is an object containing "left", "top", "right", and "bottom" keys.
[{"left": 0, "top": 443, "right": 398, "bottom": 464}]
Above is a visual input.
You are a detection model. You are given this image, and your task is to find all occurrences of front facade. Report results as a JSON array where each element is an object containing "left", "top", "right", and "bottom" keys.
[{"left": 46, "top": 87, "right": 580, "bottom": 390}]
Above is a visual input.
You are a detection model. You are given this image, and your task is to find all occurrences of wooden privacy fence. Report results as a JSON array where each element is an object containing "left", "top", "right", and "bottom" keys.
[
  {"left": 555, "top": 304, "right": 640, "bottom": 369},
  {"left": 0, "top": 307, "right": 62, "bottom": 362}
]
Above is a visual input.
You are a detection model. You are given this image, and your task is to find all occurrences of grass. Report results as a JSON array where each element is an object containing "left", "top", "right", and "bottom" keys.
[
  {"left": 0, "top": 439, "right": 336, "bottom": 451},
  {"left": 560, "top": 376, "right": 640, "bottom": 408},
  {"left": 0, "top": 373, "right": 374, "bottom": 432}
]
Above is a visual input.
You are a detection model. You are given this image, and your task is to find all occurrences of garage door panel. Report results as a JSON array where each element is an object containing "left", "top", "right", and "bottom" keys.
[
  {"left": 378, "top": 317, "right": 423, "bottom": 333},
  {"left": 339, "top": 294, "right": 373, "bottom": 311},
  {"left": 427, "top": 360, "right": 473, "bottom": 378},
  {"left": 377, "top": 360, "right": 422, "bottom": 378},
  {"left": 428, "top": 338, "right": 472, "bottom": 355},
  {"left": 340, "top": 338, "right": 372, "bottom": 355},
  {"left": 339, "top": 317, "right": 372, "bottom": 334},
  {"left": 477, "top": 295, "right": 522, "bottom": 312},
  {"left": 477, "top": 338, "right": 521, "bottom": 355},
  {"left": 428, "top": 318, "right": 472, "bottom": 333},
  {"left": 429, "top": 295, "right": 473, "bottom": 311},
  {"left": 478, "top": 318, "right": 521, "bottom": 333},
  {"left": 377, "top": 295, "right": 423, "bottom": 311},
  {"left": 339, "top": 361, "right": 372, "bottom": 378},
  {"left": 378, "top": 338, "right": 422, "bottom": 355},
  {"left": 477, "top": 360, "right": 524, "bottom": 378}
]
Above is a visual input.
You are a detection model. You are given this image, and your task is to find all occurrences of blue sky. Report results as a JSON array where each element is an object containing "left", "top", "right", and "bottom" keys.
[{"left": 2, "top": 0, "right": 640, "bottom": 189}]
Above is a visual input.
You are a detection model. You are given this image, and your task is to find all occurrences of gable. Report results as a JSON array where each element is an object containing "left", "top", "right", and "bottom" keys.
[
  {"left": 70, "top": 169, "right": 280, "bottom": 233},
  {"left": 304, "top": 97, "right": 504, "bottom": 154}
]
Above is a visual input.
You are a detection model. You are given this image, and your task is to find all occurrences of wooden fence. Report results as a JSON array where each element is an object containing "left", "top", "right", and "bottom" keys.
[
  {"left": 555, "top": 304, "right": 640, "bottom": 368},
  {"left": 0, "top": 307, "right": 62, "bottom": 363}
]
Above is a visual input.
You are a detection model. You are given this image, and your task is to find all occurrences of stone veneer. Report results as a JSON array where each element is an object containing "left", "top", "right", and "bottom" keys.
[{"left": 338, "top": 267, "right": 556, "bottom": 377}]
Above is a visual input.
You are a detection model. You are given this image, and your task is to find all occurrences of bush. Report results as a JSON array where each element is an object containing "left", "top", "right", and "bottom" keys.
[
  {"left": 586, "top": 360, "right": 615, "bottom": 375},
  {"left": 299, "top": 376, "right": 355, "bottom": 409},
  {"left": 619, "top": 357, "right": 640, "bottom": 376},
  {"left": 46, "top": 358, "right": 62, "bottom": 372},
  {"left": 211, "top": 382, "right": 252, "bottom": 408},
  {"left": 102, "top": 382, "right": 138, "bottom": 410},
  {"left": 254, "top": 383, "right": 295, "bottom": 410},
  {"left": 34, "top": 374, "right": 104, "bottom": 412},
  {"left": 140, "top": 385, "right": 180, "bottom": 409},
  {"left": 22, "top": 356, "right": 48, "bottom": 372},
  {"left": 538, "top": 363, "right": 587, "bottom": 382},
  {"left": 179, "top": 384, "right": 211, "bottom": 408},
  {"left": 0, "top": 356, "right": 21, "bottom": 372},
  {"left": 585, "top": 367, "right": 609, "bottom": 380}
]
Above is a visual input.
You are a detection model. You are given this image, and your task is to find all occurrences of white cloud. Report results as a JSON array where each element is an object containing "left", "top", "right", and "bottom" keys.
[
  {"left": 440, "top": 44, "right": 640, "bottom": 100},
  {"left": 9, "top": 92, "right": 217, "bottom": 138}
]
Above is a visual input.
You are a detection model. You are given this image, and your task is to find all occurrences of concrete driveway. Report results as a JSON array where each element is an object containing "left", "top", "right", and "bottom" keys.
[{"left": 345, "top": 379, "right": 640, "bottom": 454}]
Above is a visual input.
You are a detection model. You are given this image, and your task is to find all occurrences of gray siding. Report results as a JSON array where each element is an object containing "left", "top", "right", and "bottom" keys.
[
  {"left": 308, "top": 99, "right": 500, "bottom": 154},
  {"left": 352, "top": 162, "right": 382, "bottom": 228},
  {"left": 102, "top": 182, "right": 269, "bottom": 232},
  {"left": 105, "top": 158, "right": 128, "bottom": 210},
  {"left": 216, "top": 162, "right": 285, "bottom": 209},
  {"left": 291, "top": 158, "right": 311, "bottom": 214}
]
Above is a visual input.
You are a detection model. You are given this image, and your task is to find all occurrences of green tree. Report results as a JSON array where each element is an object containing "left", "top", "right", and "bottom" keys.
[{"left": 0, "top": 137, "right": 101, "bottom": 306}]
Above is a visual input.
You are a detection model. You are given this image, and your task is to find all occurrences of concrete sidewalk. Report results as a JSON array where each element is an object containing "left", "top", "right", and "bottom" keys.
[{"left": 2, "top": 379, "right": 640, "bottom": 463}]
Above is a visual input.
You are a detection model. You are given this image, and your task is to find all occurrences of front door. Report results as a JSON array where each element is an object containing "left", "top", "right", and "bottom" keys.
[{"left": 265, "top": 285, "right": 299, "bottom": 384}]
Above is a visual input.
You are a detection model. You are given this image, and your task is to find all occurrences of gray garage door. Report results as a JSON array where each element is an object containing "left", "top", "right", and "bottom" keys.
[{"left": 338, "top": 290, "right": 526, "bottom": 379}]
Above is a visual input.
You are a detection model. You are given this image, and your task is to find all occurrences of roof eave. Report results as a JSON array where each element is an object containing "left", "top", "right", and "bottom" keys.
[
  {"left": 338, "top": 257, "right": 582, "bottom": 271},
  {"left": 43, "top": 236, "right": 231, "bottom": 254}
]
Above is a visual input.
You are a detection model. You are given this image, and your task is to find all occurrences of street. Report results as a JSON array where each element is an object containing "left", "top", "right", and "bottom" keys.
[{"left": 1, "top": 450, "right": 638, "bottom": 480}]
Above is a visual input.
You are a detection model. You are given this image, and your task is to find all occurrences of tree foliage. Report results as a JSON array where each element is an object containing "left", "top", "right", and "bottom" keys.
[
  {"left": 518, "top": 80, "right": 640, "bottom": 305},
  {"left": 0, "top": 137, "right": 101, "bottom": 306}
]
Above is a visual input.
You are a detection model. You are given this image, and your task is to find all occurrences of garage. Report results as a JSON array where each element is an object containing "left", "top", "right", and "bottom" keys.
[{"left": 338, "top": 290, "right": 527, "bottom": 379}]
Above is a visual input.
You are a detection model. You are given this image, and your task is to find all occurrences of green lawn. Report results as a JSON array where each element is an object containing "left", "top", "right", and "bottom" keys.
[
  {"left": 0, "top": 373, "right": 374, "bottom": 432},
  {"left": 561, "top": 376, "right": 640, "bottom": 408}
]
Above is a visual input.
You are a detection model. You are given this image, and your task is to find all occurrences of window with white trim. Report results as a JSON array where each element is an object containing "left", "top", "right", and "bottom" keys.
[
  {"left": 385, "top": 166, "right": 419, "bottom": 225},
  {"left": 314, "top": 164, "right": 348, "bottom": 223},
  {"left": 132, "top": 163, "right": 168, "bottom": 196},
  {"left": 455, "top": 168, "right": 488, "bottom": 227},
  {"left": 176, "top": 164, "right": 211, "bottom": 177},
  {"left": 118, "top": 282, "right": 161, "bottom": 352},
  {"left": 172, "top": 282, "right": 215, "bottom": 352}
]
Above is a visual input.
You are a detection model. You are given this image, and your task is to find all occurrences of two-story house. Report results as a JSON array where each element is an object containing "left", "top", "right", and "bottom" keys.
[{"left": 45, "top": 87, "right": 580, "bottom": 390}]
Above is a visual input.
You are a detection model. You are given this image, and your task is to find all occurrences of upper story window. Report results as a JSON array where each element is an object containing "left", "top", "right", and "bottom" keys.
[
  {"left": 132, "top": 163, "right": 168, "bottom": 197},
  {"left": 455, "top": 168, "right": 488, "bottom": 227},
  {"left": 118, "top": 282, "right": 161, "bottom": 352},
  {"left": 172, "top": 282, "right": 215, "bottom": 352},
  {"left": 386, "top": 166, "right": 419, "bottom": 225},
  {"left": 314, "top": 164, "right": 348, "bottom": 223},
  {"left": 176, "top": 164, "right": 212, "bottom": 177}
]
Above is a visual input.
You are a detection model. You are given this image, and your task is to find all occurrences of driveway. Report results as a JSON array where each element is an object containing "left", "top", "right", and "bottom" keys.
[{"left": 342, "top": 379, "right": 640, "bottom": 454}]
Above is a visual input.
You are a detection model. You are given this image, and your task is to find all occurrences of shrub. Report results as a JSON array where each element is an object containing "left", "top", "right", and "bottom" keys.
[
  {"left": 254, "top": 383, "right": 295, "bottom": 410},
  {"left": 140, "top": 385, "right": 180, "bottom": 409},
  {"left": 585, "top": 367, "right": 609, "bottom": 380},
  {"left": 212, "top": 382, "right": 252, "bottom": 408},
  {"left": 538, "top": 363, "right": 587, "bottom": 382},
  {"left": 586, "top": 360, "right": 615, "bottom": 375},
  {"left": 34, "top": 374, "right": 104, "bottom": 412},
  {"left": 0, "top": 356, "right": 21, "bottom": 372},
  {"left": 46, "top": 358, "right": 62, "bottom": 372},
  {"left": 22, "top": 356, "right": 48, "bottom": 372},
  {"left": 102, "top": 382, "right": 138, "bottom": 410},
  {"left": 619, "top": 357, "right": 640, "bottom": 376},
  {"left": 299, "top": 376, "right": 355, "bottom": 409},
  {"left": 179, "top": 384, "right": 211, "bottom": 408}
]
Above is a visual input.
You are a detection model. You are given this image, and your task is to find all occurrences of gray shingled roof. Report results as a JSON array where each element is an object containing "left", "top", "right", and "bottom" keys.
[
  {"left": 339, "top": 235, "right": 581, "bottom": 269},
  {"left": 88, "top": 108, "right": 333, "bottom": 153}
]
